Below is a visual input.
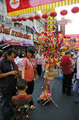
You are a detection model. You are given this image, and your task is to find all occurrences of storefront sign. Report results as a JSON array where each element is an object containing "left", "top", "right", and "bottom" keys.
[{"left": 0, "top": 25, "right": 31, "bottom": 39}]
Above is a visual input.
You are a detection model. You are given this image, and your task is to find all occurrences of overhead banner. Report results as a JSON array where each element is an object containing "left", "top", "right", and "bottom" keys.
[
  {"left": 6, "top": 0, "right": 79, "bottom": 17},
  {"left": 6, "top": 0, "right": 63, "bottom": 16}
]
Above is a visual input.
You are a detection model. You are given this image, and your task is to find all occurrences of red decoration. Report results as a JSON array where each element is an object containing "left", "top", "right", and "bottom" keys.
[
  {"left": 44, "top": 33, "right": 47, "bottom": 36},
  {"left": 71, "top": 7, "right": 79, "bottom": 13},
  {"left": 50, "top": 12, "right": 57, "bottom": 17},
  {"left": 34, "top": 15, "right": 40, "bottom": 19},
  {"left": 12, "top": 18, "right": 17, "bottom": 22},
  {"left": 52, "top": 27, "right": 55, "bottom": 30},
  {"left": 17, "top": 17, "right": 22, "bottom": 21},
  {"left": 28, "top": 16, "right": 34, "bottom": 20},
  {"left": 42, "top": 31, "right": 44, "bottom": 34},
  {"left": 42, "top": 13, "right": 48, "bottom": 19},
  {"left": 60, "top": 10, "right": 68, "bottom": 16},
  {"left": 58, "top": 30, "right": 62, "bottom": 34},
  {"left": 22, "top": 17, "right": 27, "bottom": 21}
]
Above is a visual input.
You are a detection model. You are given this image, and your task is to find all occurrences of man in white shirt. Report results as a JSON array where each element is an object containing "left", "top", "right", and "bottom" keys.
[{"left": 16, "top": 53, "right": 24, "bottom": 78}]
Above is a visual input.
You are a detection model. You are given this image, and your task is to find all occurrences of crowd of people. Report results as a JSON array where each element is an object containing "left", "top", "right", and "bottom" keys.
[{"left": 0, "top": 47, "right": 79, "bottom": 120}]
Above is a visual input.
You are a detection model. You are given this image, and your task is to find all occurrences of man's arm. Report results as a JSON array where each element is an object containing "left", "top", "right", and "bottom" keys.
[{"left": 0, "top": 71, "right": 18, "bottom": 78}]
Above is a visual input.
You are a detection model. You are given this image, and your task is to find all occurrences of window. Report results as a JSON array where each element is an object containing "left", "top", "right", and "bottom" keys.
[
  {"left": 0, "top": 15, "right": 4, "bottom": 22},
  {"left": 26, "top": 26, "right": 33, "bottom": 34},
  {"left": 5, "top": 17, "right": 12, "bottom": 26}
]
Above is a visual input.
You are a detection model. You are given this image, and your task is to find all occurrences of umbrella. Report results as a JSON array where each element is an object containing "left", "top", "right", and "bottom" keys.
[
  {"left": 21, "top": 40, "right": 34, "bottom": 46},
  {"left": 4, "top": 39, "right": 23, "bottom": 46}
]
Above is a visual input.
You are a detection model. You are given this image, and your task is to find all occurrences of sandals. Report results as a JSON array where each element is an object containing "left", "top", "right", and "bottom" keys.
[{"left": 30, "top": 105, "right": 35, "bottom": 110}]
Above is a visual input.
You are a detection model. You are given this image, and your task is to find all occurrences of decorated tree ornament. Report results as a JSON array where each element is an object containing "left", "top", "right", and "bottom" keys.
[
  {"left": 71, "top": 7, "right": 79, "bottom": 13},
  {"left": 42, "top": 13, "right": 48, "bottom": 19},
  {"left": 60, "top": 10, "right": 68, "bottom": 16},
  {"left": 50, "top": 11, "right": 57, "bottom": 17},
  {"left": 34, "top": 14, "right": 40, "bottom": 19}
]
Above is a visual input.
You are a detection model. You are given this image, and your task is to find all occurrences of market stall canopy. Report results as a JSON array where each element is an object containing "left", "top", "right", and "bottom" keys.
[
  {"left": 4, "top": 39, "right": 23, "bottom": 46},
  {"left": 21, "top": 40, "right": 34, "bottom": 46}
]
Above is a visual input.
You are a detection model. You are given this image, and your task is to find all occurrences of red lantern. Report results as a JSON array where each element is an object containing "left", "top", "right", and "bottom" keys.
[
  {"left": 12, "top": 18, "right": 17, "bottom": 22},
  {"left": 34, "top": 15, "right": 40, "bottom": 19},
  {"left": 71, "top": 7, "right": 79, "bottom": 13},
  {"left": 60, "top": 10, "right": 68, "bottom": 16},
  {"left": 42, "top": 13, "right": 48, "bottom": 19},
  {"left": 50, "top": 12, "right": 57, "bottom": 17},
  {"left": 22, "top": 17, "right": 27, "bottom": 21},
  {"left": 17, "top": 17, "right": 22, "bottom": 21},
  {"left": 28, "top": 16, "right": 34, "bottom": 20}
]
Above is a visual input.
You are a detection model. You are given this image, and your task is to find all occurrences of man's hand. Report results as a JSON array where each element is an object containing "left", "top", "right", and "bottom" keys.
[
  {"left": 0, "top": 71, "right": 18, "bottom": 78},
  {"left": 10, "top": 71, "right": 18, "bottom": 75}
]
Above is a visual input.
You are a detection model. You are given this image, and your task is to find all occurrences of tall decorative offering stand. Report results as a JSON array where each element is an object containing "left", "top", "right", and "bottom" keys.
[
  {"left": 42, "top": 58, "right": 58, "bottom": 108},
  {"left": 37, "top": 29, "right": 70, "bottom": 107}
]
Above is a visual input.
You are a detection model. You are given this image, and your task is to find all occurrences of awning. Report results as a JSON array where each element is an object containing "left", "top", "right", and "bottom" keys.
[
  {"left": 21, "top": 40, "right": 34, "bottom": 46},
  {"left": 4, "top": 39, "right": 23, "bottom": 46}
]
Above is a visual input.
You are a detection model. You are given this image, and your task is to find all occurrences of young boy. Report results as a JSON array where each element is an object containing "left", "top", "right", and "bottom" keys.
[{"left": 12, "top": 79, "right": 35, "bottom": 120}]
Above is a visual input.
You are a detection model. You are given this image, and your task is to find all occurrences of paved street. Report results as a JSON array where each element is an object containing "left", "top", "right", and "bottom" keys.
[{"left": 0, "top": 77, "right": 79, "bottom": 120}]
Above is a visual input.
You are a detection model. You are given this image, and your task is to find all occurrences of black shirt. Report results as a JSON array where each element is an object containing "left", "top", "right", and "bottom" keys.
[{"left": 0, "top": 59, "right": 17, "bottom": 94}]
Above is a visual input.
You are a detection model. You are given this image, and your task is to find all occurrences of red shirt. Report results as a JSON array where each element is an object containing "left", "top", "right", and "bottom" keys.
[
  {"left": 62, "top": 56, "right": 72, "bottom": 74},
  {"left": 22, "top": 58, "right": 37, "bottom": 82}
]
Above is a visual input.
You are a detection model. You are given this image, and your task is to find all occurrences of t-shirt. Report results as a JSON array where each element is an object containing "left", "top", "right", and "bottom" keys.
[
  {"left": 36, "top": 54, "right": 42, "bottom": 65},
  {"left": 22, "top": 58, "right": 37, "bottom": 82},
  {"left": 12, "top": 94, "right": 33, "bottom": 120},
  {"left": 16, "top": 58, "right": 24, "bottom": 71},
  {"left": 62, "top": 56, "right": 72, "bottom": 74}
]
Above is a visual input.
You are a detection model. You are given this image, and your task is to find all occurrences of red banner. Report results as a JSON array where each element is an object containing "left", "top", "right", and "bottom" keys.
[{"left": 6, "top": 0, "right": 63, "bottom": 13}]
